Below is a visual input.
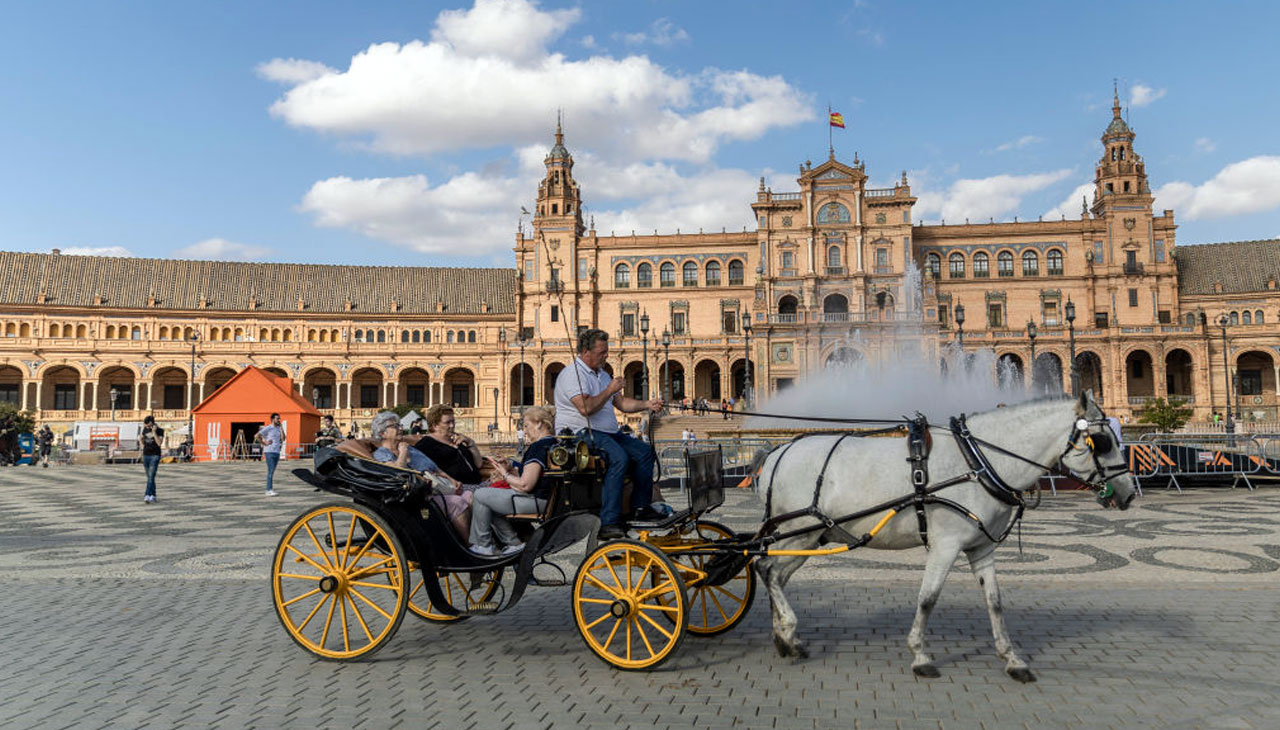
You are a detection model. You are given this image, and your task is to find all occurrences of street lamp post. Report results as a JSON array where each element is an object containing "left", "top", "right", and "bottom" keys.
[
  {"left": 498, "top": 328, "right": 508, "bottom": 428},
  {"left": 954, "top": 302, "right": 965, "bottom": 346},
  {"left": 1027, "top": 320, "right": 1038, "bottom": 393},
  {"left": 188, "top": 332, "right": 199, "bottom": 445},
  {"left": 517, "top": 331, "right": 527, "bottom": 419},
  {"left": 1218, "top": 314, "right": 1236, "bottom": 442},
  {"left": 661, "top": 328, "right": 672, "bottom": 403},
  {"left": 109, "top": 387, "right": 118, "bottom": 421},
  {"left": 1065, "top": 298, "right": 1078, "bottom": 395},
  {"left": 493, "top": 387, "right": 499, "bottom": 436},
  {"left": 640, "top": 312, "right": 651, "bottom": 400},
  {"left": 741, "top": 311, "right": 753, "bottom": 409}
]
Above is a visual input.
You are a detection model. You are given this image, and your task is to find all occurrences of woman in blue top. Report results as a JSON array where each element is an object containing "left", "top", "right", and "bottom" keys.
[{"left": 470, "top": 406, "right": 556, "bottom": 556}]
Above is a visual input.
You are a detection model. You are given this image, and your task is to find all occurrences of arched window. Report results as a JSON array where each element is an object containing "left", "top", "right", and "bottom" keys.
[
  {"left": 157, "top": 326, "right": 168, "bottom": 340},
  {"left": 705, "top": 260, "right": 721, "bottom": 285},
  {"left": 1229, "top": 311, "right": 1239, "bottom": 325},
  {"left": 659, "top": 262, "right": 676, "bottom": 288},
  {"left": 1022, "top": 250, "right": 1040, "bottom": 276},
  {"left": 973, "top": 252, "right": 990, "bottom": 278},
  {"left": 998, "top": 251, "right": 1014, "bottom": 277},
  {"left": 49, "top": 323, "right": 62, "bottom": 338},
  {"left": 1047, "top": 249, "right": 1064, "bottom": 276},
  {"left": 132, "top": 326, "right": 143, "bottom": 340},
  {"left": 1184, "top": 313, "right": 1195, "bottom": 325},
  {"left": 447, "top": 331, "right": 454, "bottom": 343},
  {"left": 423, "top": 330, "right": 432, "bottom": 343},
  {"left": 728, "top": 259, "right": 745, "bottom": 285},
  {"left": 1243, "top": 311, "right": 1253, "bottom": 324},
  {"left": 468, "top": 331, "right": 476, "bottom": 343},
  {"left": 614, "top": 263, "right": 630, "bottom": 288},
  {"left": 1256, "top": 310, "right": 1265, "bottom": 324},
  {"left": 376, "top": 330, "right": 386, "bottom": 343},
  {"left": 637, "top": 262, "right": 653, "bottom": 288},
  {"left": 948, "top": 253, "right": 965, "bottom": 279},
  {"left": 401, "top": 330, "right": 410, "bottom": 343},
  {"left": 411, "top": 331, "right": 420, "bottom": 343},
  {"left": 682, "top": 261, "right": 698, "bottom": 286},
  {"left": 925, "top": 253, "right": 941, "bottom": 278},
  {"left": 76, "top": 324, "right": 86, "bottom": 338},
  {"left": 233, "top": 328, "right": 244, "bottom": 342},
  {"left": 778, "top": 295, "right": 798, "bottom": 315},
  {"left": 827, "top": 245, "right": 841, "bottom": 269},
  {"left": 307, "top": 329, "right": 317, "bottom": 342}
]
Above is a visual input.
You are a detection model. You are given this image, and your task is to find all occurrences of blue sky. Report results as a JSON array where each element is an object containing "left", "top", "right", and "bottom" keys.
[{"left": 2, "top": 0, "right": 1277, "bottom": 268}]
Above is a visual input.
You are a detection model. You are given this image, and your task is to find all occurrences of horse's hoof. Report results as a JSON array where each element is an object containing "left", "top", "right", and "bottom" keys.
[
  {"left": 772, "top": 636, "right": 809, "bottom": 661},
  {"left": 912, "top": 664, "right": 941, "bottom": 679},
  {"left": 1007, "top": 667, "right": 1037, "bottom": 683}
]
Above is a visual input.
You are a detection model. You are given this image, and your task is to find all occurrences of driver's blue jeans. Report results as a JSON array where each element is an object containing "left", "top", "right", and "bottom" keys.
[{"left": 581, "top": 430, "right": 655, "bottom": 527}]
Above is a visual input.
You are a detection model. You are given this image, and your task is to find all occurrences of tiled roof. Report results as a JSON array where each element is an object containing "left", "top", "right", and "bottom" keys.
[
  {"left": 1175, "top": 239, "right": 1280, "bottom": 295},
  {"left": 0, "top": 251, "right": 516, "bottom": 315}
]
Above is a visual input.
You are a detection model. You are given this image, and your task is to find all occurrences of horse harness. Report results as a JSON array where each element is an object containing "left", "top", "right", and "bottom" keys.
[{"left": 758, "top": 413, "right": 1075, "bottom": 550}]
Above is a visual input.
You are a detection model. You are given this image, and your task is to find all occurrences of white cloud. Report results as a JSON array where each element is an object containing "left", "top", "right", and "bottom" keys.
[
  {"left": 1194, "top": 137, "right": 1216, "bottom": 154},
  {"left": 914, "top": 169, "right": 1073, "bottom": 223},
  {"left": 616, "top": 18, "right": 690, "bottom": 47},
  {"left": 1154, "top": 156, "right": 1280, "bottom": 220},
  {"left": 255, "top": 58, "right": 337, "bottom": 84},
  {"left": 993, "top": 135, "right": 1042, "bottom": 153},
  {"left": 1043, "top": 181, "right": 1095, "bottom": 220},
  {"left": 262, "top": 0, "right": 811, "bottom": 163},
  {"left": 1130, "top": 84, "right": 1166, "bottom": 108},
  {"left": 173, "top": 238, "right": 272, "bottom": 261},
  {"left": 431, "top": 0, "right": 579, "bottom": 63},
  {"left": 580, "top": 34, "right": 597, "bottom": 49},
  {"left": 59, "top": 246, "right": 134, "bottom": 257}
]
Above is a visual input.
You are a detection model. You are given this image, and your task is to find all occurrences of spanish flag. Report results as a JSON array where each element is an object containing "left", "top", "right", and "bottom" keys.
[{"left": 829, "top": 111, "right": 846, "bottom": 129}]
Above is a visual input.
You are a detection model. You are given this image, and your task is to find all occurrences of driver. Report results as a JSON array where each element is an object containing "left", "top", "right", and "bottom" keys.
[{"left": 553, "top": 328, "right": 664, "bottom": 540}]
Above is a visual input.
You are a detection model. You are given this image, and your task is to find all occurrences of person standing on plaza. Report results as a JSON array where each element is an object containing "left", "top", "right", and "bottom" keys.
[
  {"left": 140, "top": 416, "right": 165, "bottom": 503},
  {"left": 35, "top": 424, "right": 55, "bottom": 467},
  {"left": 257, "top": 413, "right": 285, "bottom": 496},
  {"left": 554, "top": 328, "right": 664, "bottom": 540},
  {"left": 315, "top": 415, "right": 342, "bottom": 451}
]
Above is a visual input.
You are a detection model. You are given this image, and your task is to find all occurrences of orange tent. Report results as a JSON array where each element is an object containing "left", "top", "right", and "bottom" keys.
[{"left": 192, "top": 366, "right": 321, "bottom": 461}]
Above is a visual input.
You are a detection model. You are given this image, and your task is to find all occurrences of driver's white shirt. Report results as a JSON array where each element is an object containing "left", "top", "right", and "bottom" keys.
[{"left": 554, "top": 357, "right": 620, "bottom": 434}]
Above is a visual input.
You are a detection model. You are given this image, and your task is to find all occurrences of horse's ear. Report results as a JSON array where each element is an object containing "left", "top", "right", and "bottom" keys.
[{"left": 1075, "top": 390, "right": 1088, "bottom": 416}]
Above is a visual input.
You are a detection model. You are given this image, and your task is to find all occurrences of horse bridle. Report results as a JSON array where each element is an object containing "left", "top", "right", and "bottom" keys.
[{"left": 1058, "top": 417, "right": 1132, "bottom": 500}]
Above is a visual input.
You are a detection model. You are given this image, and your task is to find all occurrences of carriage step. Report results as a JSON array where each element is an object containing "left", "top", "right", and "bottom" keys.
[
  {"left": 460, "top": 601, "right": 500, "bottom": 616},
  {"left": 529, "top": 576, "right": 567, "bottom": 587}
]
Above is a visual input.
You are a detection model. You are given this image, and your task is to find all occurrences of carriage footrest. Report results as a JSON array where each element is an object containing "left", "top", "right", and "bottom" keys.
[{"left": 459, "top": 601, "right": 500, "bottom": 616}]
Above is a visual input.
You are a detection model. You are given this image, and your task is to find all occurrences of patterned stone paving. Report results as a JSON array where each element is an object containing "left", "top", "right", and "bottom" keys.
[{"left": 1, "top": 462, "right": 1278, "bottom": 729}]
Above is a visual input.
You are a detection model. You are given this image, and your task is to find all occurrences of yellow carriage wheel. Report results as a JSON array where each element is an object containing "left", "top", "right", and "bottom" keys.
[
  {"left": 271, "top": 502, "right": 409, "bottom": 661},
  {"left": 663, "top": 520, "right": 756, "bottom": 636},
  {"left": 572, "top": 539, "right": 688, "bottom": 670},
  {"left": 406, "top": 568, "right": 504, "bottom": 622}
]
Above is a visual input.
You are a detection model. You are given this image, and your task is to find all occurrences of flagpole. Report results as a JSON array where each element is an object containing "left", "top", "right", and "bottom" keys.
[{"left": 827, "top": 104, "right": 833, "bottom": 156}]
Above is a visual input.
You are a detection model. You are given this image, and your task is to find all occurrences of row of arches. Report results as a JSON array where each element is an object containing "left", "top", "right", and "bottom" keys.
[
  {"left": 47, "top": 323, "right": 89, "bottom": 338},
  {"left": 614, "top": 259, "right": 745, "bottom": 289},
  {"left": 926, "top": 249, "right": 1064, "bottom": 279},
  {"left": 503, "top": 358, "right": 756, "bottom": 406},
  {"left": 776, "top": 293, "right": 896, "bottom": 317}
]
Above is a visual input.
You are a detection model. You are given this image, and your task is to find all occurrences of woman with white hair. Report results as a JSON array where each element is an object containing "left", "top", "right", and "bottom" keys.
[{"left": 340, "top": 411, "right": 473, "bottom": 541}]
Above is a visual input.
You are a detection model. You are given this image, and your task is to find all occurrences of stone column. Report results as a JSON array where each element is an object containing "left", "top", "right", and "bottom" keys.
[
  {"left": 35, "top": 381, "right": 43, "bottom": 412},
  {"left": 81, "top": 382, "right": 92, "bottom": 411}
]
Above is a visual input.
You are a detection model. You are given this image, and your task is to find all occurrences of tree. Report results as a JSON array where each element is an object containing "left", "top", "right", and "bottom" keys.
[
  {"left": 389, "top": 402, "right": 425, "bottom": 419},
  {"left": 1138, "top": 397, "right": 1194, "bottom": 432},
  {"left": 0, "top": 401, "right": 36, "bottom": 435}
]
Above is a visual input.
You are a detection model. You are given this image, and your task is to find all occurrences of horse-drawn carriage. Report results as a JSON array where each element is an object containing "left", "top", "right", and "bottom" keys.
[
  {"left": 272, "top": 436, "right": 756, "bottom": 670},
  {"left": 273, "top": 393, "right": 1136, "bottom": 679}
]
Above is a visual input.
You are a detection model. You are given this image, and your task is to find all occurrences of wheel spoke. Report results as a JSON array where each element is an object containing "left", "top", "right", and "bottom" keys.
[
  {"left": 281, "top": 587, "right": 322, "bottom": 608},
  {"left": 583, "top": 572, "right": 622, "bottom": 598},
  {"left": 637, "top": 610, "right": 674, "bottom": 641},
  {"left": 631, "top": 558, "right": 653, "bottom": 597},
  {"left": 347, "top": 555, "right": 395, "bottom": 581},
  {"left": 342, "top": 528, "right": 380, "bottom": 572},
  {"left": 297, "top": 594, "right": 330, "bottom": 631},
  {"left": 348, "top": 587, "right": 394, "bottom": 621},
  {"left": 697, "top": 589, "right": 708, "bottom": 626},
  {"left": 709, "top": 584, "right": 746, "bottom": 605},
  {"left": 346, "top": 594, "right": 376, "bottom": 643},
  {"left": 633, "top": 617, "right": 656, "bottom": 658},
  {"left": 635, "top": 602, "right": 681, "bottom": 614},
  {"left": 339, "top": 512, "right": 358, "bottom": 570},
  {"left": 285, "top": 543, "right": 329, "bottom": 574},
  {"left": 319, "top": 591, "right": 338, "bottom": 647},
  {"left": 338, "top": 590, "right": 351, "bottom": 651},
  {"left": 327, "top": 512, "right": 342, "bottom": 568},
  {"left": 602, "top": 555, "right": 625, "bottom": 593},
  {"left": 303, "top": 522, "right": 335, "bottom": 570},
  {"left": 636, "top": 581, "right": 675, "bottom": 602},
  {"left": 350, "top": 580, "right": 400, "bottom": 592},
  {"left": 707, "top": 589, "right": 731, "bottom": 623},
  {"left": 625, "top": 617, "right": 632, "bottom": 661},
  {"left": 577, "top": 597, "right": 615, "bottom": 605},
  {"left": 582, "top": 611, "right": 613, "bottom": 630},
  {"left": 601, "top": 617, "right": 623, "bottom": 652},
  {"left": 277, "top": 572, "right": 321, "bottom": 582}
]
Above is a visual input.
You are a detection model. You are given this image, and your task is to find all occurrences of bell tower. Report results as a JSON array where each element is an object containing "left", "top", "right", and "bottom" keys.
[
  {"left": 534, "top": 117, "right": 585, "bottom": 238},
  {"left": 1092, "top": 86, "right": 1152, "bottom": 216}
]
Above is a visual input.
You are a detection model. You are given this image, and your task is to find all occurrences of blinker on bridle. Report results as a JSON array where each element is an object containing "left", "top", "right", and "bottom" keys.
[{"left": 1061, "top": 417, "right": 1128, "bottom": 499}]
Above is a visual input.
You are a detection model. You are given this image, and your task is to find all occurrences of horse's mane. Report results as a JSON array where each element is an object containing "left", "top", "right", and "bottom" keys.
[{"left": 965, "top": 393, "right": 1074, "bottom": 419}]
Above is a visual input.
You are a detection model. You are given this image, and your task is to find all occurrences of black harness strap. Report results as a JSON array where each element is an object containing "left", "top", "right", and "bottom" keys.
[
  {"left": 906, "top": 415, "right": 932, "bottom": 547},
  {"left": 950, "top": 414, "right": 1024, "bottom": 507}
]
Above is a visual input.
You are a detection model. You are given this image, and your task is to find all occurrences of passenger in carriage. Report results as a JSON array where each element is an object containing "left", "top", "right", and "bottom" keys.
[
  {"left": 337, "top": 411, "right": 472, "bottom": 541},
  {"left": 469, "top": 406, "right": 557, "bottom": 556},
  {"left": 413, "top": 405, "right": 486, "bottom": 484}
]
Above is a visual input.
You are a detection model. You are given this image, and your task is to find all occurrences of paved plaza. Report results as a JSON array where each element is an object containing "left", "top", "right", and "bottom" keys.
[{"left": 1, "top": 461, "right": 1279, "bottom": 729}]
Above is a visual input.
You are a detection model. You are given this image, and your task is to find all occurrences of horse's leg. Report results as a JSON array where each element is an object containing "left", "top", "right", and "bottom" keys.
[
  {"left": 754, "top": 552, "right": 811, "bottom": 661},
  {"left": 966, "top": 544, "right": 1036, "bottom": 683},
  {"left": 907, "top": 541, "right": 962, "bottom": 678}
]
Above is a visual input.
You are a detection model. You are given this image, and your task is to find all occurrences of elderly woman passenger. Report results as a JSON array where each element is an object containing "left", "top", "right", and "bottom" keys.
[
  {"left": 470, "top": 406, "right": 557, "bottom": 556},
  {"left": 414, "top": 405, "right": 487, "bottom": 484},
  {"left": 337, "top": 411, "right": 472, "bottom": 541}
]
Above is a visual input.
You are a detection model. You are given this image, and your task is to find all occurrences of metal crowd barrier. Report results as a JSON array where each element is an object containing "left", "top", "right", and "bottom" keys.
[
  {"left": 653, "top": 437, "right": 791, "bottom": 494},
  {"left": 1129, "top": 434, "right": 1273, "bottom": 492}
]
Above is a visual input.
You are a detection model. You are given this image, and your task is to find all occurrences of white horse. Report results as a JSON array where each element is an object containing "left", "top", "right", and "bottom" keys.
[{"left": 751, "top": 391, "right": 1136, "bottom": 682}]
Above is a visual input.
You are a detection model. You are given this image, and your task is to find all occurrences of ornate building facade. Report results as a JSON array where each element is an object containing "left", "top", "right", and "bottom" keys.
[{"left": 3, "top": 96, "right": 1279, "bottom": 438}]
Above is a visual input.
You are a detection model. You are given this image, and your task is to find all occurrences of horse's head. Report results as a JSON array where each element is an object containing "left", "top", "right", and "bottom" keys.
[{"left": 1059, "top": 390, "right": 1137, "bottom": 510}]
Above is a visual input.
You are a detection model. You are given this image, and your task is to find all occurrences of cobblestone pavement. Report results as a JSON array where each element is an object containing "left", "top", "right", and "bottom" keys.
[{"left": 2, "top": 462, "right": 1279, "bottom": 729}]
